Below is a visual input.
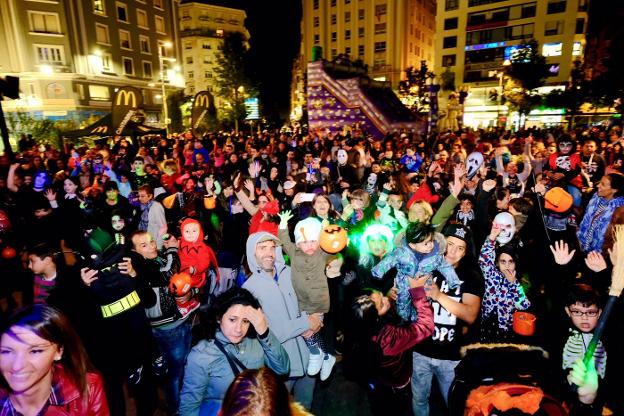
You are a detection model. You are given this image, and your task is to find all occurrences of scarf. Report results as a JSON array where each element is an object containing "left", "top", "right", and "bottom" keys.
[{"left": 139, "top": 200, "right": 154, "bottom": 231}]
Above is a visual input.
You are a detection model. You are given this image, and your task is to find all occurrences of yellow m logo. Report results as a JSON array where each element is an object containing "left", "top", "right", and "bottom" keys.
[
  {"left": 195, "top": 94, "right": 210, "bottom": 108},
  {"left": 116, "top": 90, "right": 137, "bottom": 107},
  {"left": 92, "top": 126, "right": 108, "bottom": 133}
]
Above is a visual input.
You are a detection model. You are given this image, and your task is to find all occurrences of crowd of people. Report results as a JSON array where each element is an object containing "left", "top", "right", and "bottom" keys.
[{"left": 0, "top": 124, "right": 622, "bottom": 415}]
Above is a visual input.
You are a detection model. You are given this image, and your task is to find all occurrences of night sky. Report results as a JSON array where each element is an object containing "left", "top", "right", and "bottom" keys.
[{"left": 242, "top": 0, "right": 303, "bottom": 122}]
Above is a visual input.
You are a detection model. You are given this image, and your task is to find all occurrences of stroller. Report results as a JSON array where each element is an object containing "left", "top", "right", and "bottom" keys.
[{"left": 448, "top": 343, "right": 569, "bottom": 416}]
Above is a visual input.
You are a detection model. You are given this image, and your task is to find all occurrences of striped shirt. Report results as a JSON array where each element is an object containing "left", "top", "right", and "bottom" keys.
[
  {"left": 33, "top": 274, "right": 57, "bottom": 304},
  {"left": 562, "top": 329, "right": 607, "bottom": 378}
]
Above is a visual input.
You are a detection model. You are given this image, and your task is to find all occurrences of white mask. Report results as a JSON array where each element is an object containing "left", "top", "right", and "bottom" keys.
[
  {"left": 337, "top": 149, "right": 348, "bottom": 165},
  {"left": 367, "top": 173, "right": 377, "bottom": 186},
  {"left": 494, "top": 212, "right": 516, "bottom": 245},
  {"left": 466, "top": 152, "right": 484, "bottom": 179}
]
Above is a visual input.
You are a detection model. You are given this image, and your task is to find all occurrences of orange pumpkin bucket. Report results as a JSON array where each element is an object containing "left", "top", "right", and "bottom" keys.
[{"left": 513, "top": 311, "right": 536, "bottom": 336}]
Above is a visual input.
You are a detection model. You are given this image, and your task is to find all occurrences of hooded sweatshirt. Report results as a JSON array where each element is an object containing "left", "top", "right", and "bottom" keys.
[
  {"left": 242, "top": 232, "right": 311, "bottom": 377},
  {"left": 179, "top": 218, "right": 219, "bottom": 287}
]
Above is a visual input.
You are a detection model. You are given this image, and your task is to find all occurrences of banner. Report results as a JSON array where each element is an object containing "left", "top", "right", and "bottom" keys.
[
  {"left": 191, "top": 91, "right": 215, "bottom": 131},
  {"left": 111, "top": 86, "right": 143, "bottom": 136}
]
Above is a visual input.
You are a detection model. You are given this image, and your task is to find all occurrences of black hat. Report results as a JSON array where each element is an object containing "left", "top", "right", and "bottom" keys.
[{"left": 443, "top": 223, "right": 475, "bottom": 257}]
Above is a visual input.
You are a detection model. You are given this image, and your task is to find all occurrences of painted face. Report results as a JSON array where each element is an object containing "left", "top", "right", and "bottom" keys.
[
  {"left": 368, "top": 237, "right": 389, "bottom": 258},
  {"left": 370, "top": 291, "right": 391, "bottom": 316},
  {"left": 63, "top": 179, "right": 77, "bottom": 195},
  {"left": 558, "top": 141, "right": 574, "bottom": 155},
  {"left": 497, "top": 253, "right": 515, "bottom": 275},
  {"left": 132, "top": 233, "right": 158, "bottom": 259},
  {"left": 106, "top": 189, "right": 119, "bottom": 201},
  {"left": 367, "top": 173, "right": 377, "bottom": 186},
  {"left": 133, "top": 161, "right": 145, "bottom": 174},
  {"left": 494, "top": 212, "right": 516, "bottom": 244},
  {"left": 409, "top": 235, "right": 434, "bottom": 254},
  {"left": 183, "top": 222, "right": 201, "bottom": 243},
  {"left": 337, "top": 150, "right": 348, "bottom": 165},
  {"left": 111, "top": 215, "right": 125, "bottom": 232},
  {"left": 0, "top": 327, "right": 62, "bottom": 395},
  {"left": 220, "top": 304, "right": 250, "bottom": 344},
  {"left": 566, "top": 302, "right": 601, "bottom": 333},
  {"left": 255, "top": 240, "right": 276, "bottom": 272}
]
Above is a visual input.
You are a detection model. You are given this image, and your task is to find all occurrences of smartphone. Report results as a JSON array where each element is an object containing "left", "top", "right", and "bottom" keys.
[{"left": 300, "top": 193, "right": 315, "bottom": 202}]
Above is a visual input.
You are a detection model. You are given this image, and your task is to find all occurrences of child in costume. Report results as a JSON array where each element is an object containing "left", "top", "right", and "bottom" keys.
[
  {"left": 178, "top": 218, "right": 219, "bottom": 312},
  {"left": 372, "top": 221, "right": 460, "bottom": 322},
  {"left": 278, "top": 212, "right": 336, "bottom": 381}
]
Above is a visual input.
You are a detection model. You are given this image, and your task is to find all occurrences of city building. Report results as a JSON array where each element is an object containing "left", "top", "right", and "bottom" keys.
[
  {"left": 0, "top": 0, "right": 181, "bottom": 127},
  {"left": 434, "top": 0, "right": 589, "bottom": 128},
  {"left": 178, "top": 0, "right": 248, "bottom": 105},
  {"left": 300, "top": 0, "right": 436, "bottom": 87}
]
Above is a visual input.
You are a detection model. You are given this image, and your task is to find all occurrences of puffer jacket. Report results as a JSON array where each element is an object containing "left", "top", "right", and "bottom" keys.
[
  {"left": 179, "top": 329, "right": 289, "bottom": 416},
  {"left": 0, "top": 365, "right": 108, "bottom": 415}
]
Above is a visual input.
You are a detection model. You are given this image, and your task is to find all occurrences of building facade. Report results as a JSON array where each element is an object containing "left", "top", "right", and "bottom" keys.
[
  {"left": 435, "top": 0, "right": 589, "bottom": 128},
  {"left": 178, "top": 1, "right": 248, "bottom": 103},
  {"left": 0, "top": 0, "right": 181, "bottom": 126},
  {"left": 300, "top": 0, "right": 436, "bottom": 87}
]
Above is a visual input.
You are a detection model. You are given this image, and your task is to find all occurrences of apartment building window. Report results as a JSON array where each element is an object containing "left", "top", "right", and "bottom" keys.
[
  {"left": 345, "top": 11, "right": 351, "bottom": 22},
  {"left": 374, "top": 23, "right": 386, "bottom": 34},
  {"left": 186, "top": 56, "right": 193, "bottom": 64},
  {"left": 101, "top": 53, "right": 112, "bottom": 71},
  {"left": 358, "top": 44, "right": 364, "bottom": 56},
  {"left": 155, "top": 15, "right": 165, "bottom": 33},
  {"left": 313, "top": 0, "right": 319, "bottom": 10},
  {"left": 314, "top": 16, "right": 319, "bottom": 27},
  {"left": 542, "top": 42, "right": 562, "bottom": 56},
  {"left": 358, "top": 27, "right": 364, "bottom": 37},
  {"left": 314, "top": 34, "right": 320, "bottom": 44},
  {"left": 330, "top": 0, "right": 336, "bottom": 6},
  {"left": 345, "top": 0, "right": 350, "bottom": 3},
  {"left": 358, "top": 9, "right": 364, "bottom": 20},
  {"left": 188, "top": 71, "right": 194, "bottom": 79},
  {"left": 331, "top": 14, "right": 337, "bottom": 25},
  {"left": 35, "top": 45, "right": 64, "bottom": 64},
  {"left": 153, "top": 0, "right": 163, "bottom": 9},
  {"left": 95, "top": 23, "right": 110, "bottom": 44},
  {"left": 443, "top": 36, "right": 457, "bottom": 48},
  {"left": 116, "top": 2, "right": 128, "bottom": 22},
  {"left": 442, "top": 54, "right": 456, "bottom": 67},
  {"left": 345, "top": 46, "right": 351, "bottom": 55},
  {"left": 547, "top": 0, "right": 566, "bottom": 14},
  {"left": 122, "top": 57, "right": 134, "bottom": 75},
  {"left": 89, "top": 85, "right": 110, "bottom": 100},
  {"left": 374, "top": 41, "right": 386, "bottom": 52},
  {"left": 28, "top": 12, "right": 61, "bottom": 34},
  {"left": 119, "top": 29, "right": 131, "bottom": 49},
  {"left": 466, "top": 23, "right": 533, "bottom": 45},
  {"left": 573, "top": 41, "right": 582, "bottom": 56},
  {"left": 415, "top": 46, "right": 420, "bottom": 56},
  {"left": 576, "top": 18, "right": 585, "bottom": 34},
  {"left": 445, "top": 0, "right": 458, "bottom": 11},
  {"left": 444, "top": 17, "right": 458, "bottom": 30},
  {"left": 140, "top": 35, "right": 150, "bottom": 53},
  {"left": 137, "top": 9, "right": 148, "bottom": 28},
  {"left": 544, "top": 20, "right": 564, "bottom": 36},
  {"left": 375, "top": 4, "right": 387, "bottom": 16},
  {"left": 143, "top": 61, "right": 152, "bottom": 77},
  {"left": 331, "top": 32, "right": 337, "bottom": 42},
  {"left": 93, "top": 0, "right": 105, "bottom": 14},
  {"left": 184, "top": 42, "right": 192, "bottom": 50},
  {"left": 345, "top": 29, "right": 351, "bottom": 39},
  {"left": 204, "top": 71, "right": 212, "bottom": 78},
  {"left": 202, "top": 42, "right": 211, "bottom": 49}
]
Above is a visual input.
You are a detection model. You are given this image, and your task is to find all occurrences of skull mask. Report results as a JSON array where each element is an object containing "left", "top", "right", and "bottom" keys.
[
  {"left": 367, "top": 173, "right": 377, "bottom": 186},
  {"left": 494, "top": 212, "right": 516, "bottom": 245},
  {"left": 466, "top": 152, "right": 484, "bottom": 180},
  {"left": 337, "top": 149, "right": 348, "bottom": 166}
]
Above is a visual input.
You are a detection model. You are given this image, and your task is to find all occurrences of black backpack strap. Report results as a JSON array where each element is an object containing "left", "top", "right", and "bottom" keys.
[{"left": 213, "top": 339, "right": 247, "bottom": 376}]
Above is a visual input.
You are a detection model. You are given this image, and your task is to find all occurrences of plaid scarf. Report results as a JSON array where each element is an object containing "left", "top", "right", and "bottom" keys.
[{"left": 139, "top": 200, "right": 154, "bottom": 231}]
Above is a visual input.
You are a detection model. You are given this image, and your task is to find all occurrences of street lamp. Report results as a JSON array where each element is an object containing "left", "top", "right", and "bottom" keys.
[{"left": 158, "top": 41, "right": 174, "bottom": 136}]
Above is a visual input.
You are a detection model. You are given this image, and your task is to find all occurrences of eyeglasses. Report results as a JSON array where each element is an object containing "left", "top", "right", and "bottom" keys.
[{"left": 569, "top": 309, "right": 599, "bottom": 317}]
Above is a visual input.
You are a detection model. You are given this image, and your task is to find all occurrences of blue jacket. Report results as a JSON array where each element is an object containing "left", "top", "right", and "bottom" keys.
[
  {"left": 578, "top": 193, "right": 624, "bottom": 253},
  {"left": 179, "top": 329, "right": 289, "bottom": 416}
]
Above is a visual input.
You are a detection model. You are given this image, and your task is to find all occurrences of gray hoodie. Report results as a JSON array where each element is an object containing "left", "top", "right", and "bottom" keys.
[{"left": 243, "top": 232, "right": 310, "bottom": 377}]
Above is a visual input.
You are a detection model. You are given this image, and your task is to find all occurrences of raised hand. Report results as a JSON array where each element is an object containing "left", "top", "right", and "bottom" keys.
[
  {"left": 489, "top": 222, "right": 502, "bottom": 241},
  {"left": 244, "top": 306, "right": 269, "bottom": 336},
  {"left": 549, "top": 240, "right": 576, "bottom": 265},
  {"left": 278, "top": 210, "right": 294, "bottom": 226},
  {"left": 482, "top": 179, "right": 497, "bottom": 193},
  {"left": 44, "top": 189, "right": 56, "bottom": 202},
  {"left": 585, "top": 251, "right": 607, "bottom": 272},
  {"left": 244, "top": 179, "right": 255, "bottom": 193}
]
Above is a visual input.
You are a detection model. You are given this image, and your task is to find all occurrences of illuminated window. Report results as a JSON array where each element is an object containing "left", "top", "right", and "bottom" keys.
[
  {"left": 89, "top": 85, "right": 110, "bottom": 100},
  {"left": 572, "top": 42, "right": 582, "bottom": 56},
  {"left": 35, "top": 45, "right": 64, "bottom": 64},
  {"left": 101, "top": 53, "right": 112, "bottom": 71},
  {"left": 93, "top": 0, "right": 105, "bottom": 14},
  {"left": 542, "top": 42, "right": 562, "bottom": 57}
]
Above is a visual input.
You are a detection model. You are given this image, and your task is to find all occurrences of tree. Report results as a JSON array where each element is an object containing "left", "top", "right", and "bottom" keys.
[
  {"left": 213, "top": 32, "right": 256, "bottom": 128},
  {"left": 167, "top": 90, "right": 190, "bottom": 133},
  {"left": 503, "top": 39, "right": 550, "bottom": 121},
  {"left": 397, "top": 60, "right": 435, "bottom": 114}
]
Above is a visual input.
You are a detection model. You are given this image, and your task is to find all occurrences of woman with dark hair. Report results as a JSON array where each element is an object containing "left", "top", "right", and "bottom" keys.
[
  {"left": 0, "top": 304, "right": 108, "bottom": 415},
  {"left": 344, "top": 274, "right": 433, "bottom": 415},
  {"left": 219, "top": 368, "right": 312, "bottom": 416},
  {"left": 479, "top": 222, "right": 531, "bottom": 342},
  {"left": 310, "top": 194, "right": 340, "bottom": 224},
  {"left": 578, "top": 173, "right": 624, "bottom": 253},
  {"left": 179, "top": 287, "right": 289, "bottom": 416}
]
